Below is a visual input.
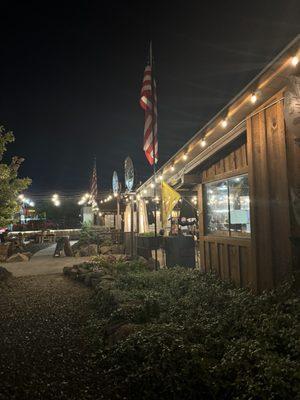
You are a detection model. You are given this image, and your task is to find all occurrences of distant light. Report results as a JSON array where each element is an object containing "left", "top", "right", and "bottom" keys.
[
  {"left": 220, "top": 119, "right": 228, "bottom": 128},
  {"left": 100, "top": 200, "right": 103, "bottom": 204},
  {"left": 291, "top": 56, "right": 299, "bottom": 66},
  {"left": 52, "top": 193, "right": 58, "bottom": 199},
  {"left": 54, "top": 200, "right": 60, "bottom": 206},
  {"left": 250, "top": 93, "right": 258, "bottom": 104},
  {"left": 145, "top": 200, "right": 149, "bottom": 204},
  {"left": 99, "top": 212, "right": 102, "bottom": 217},
  {"left": 170, "top": 165, "right": 175, "bottom": 172},
  {"left": 29, "top": 201, "right": 35, "bottom": 207},
  {"left": 200, "top": 139, "right": 206, "bottom": 148},
  {"left": 159, "top": 175, "right": 163, "bottom": 181},
  {"left": 150, "top": 182, "right": 155, "bottom": 189},
  {"left": 136, "top": 194, "right": 141, "bottom": 200},
  {"left": 113, "top": 193, "right": 118, "bottom": 197},
  {"left": 143, "top": 189, "right": 147, "bottom": 194},
  {"left": 18, "top": 194, "right": 25, "bottom": 201},
  {"left": 182, "top": 154, "right": 188, "bottom": 161}
]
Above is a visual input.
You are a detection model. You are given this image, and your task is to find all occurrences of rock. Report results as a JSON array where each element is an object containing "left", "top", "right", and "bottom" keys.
[
  {"left": 7, "top": 253, "right": 29, "bottom": 263},
  {"left": 0, "top": 266, "right": 12, "bottom": 282},
  {"left": 23, "top": 252, "right": 32, "bottom": 259},
  {"left": 99, "top": 246, "right": 111, "bottom": 255},
  {"left": 96, "top": 280, "right": 116, "bottom": 291},
  {"left": 79, "top": 246, "right": 91, "bottom": 256},
  {"left": 137, "top": 256, "right": 148, "bottom": 266},
  {"left": 63, "top": 266, "right": 73, "bottom": 275},
  {"left": 101, "top": 274, "right": 115, "bottom": 281},
  {"left": 87, "top": 244, "right": 98, "bottom": 256},
  {"left": 110, "top": 244, "right": 125, "bottom": 254}
]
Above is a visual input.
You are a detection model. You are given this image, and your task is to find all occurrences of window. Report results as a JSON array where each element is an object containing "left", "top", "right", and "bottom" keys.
[{"left": 204, "top": 174, "right": 250, "bottom": 236}]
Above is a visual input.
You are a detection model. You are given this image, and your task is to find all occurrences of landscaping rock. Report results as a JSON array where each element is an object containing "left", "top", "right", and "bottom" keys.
[
  {"left": 63, "top": 266, "right": 73, "bottom": 275},
  {"left": 99, "top": 246, "right": 111, "bottom": 255},
  {"left": 7, "top": 253, "right": 29, "bottom": 263},
  {"left": 110, "top": 244, "right": 125, "bottom": 254}
]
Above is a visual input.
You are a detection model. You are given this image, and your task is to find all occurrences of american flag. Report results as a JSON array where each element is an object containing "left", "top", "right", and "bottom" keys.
[
  {"left": 140, "top": 50, "right": 158, "bottom": 165},
  {"left": 90, "top": 159, "right": 98, "bottom": 209}
]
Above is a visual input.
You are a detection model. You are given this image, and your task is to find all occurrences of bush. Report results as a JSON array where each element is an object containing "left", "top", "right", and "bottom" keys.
[{"left": 88, "top": 269, "right": 300, "bottom": 399}]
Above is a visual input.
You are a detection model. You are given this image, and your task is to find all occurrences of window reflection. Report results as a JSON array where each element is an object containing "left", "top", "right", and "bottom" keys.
[{"left": 204, "top": 174, "right": 250, "bottom": 236}]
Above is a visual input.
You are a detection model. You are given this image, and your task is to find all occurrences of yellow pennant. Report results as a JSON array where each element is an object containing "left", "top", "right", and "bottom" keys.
[{"left": 161, "top": 181, "right": 181, "bottom": 228}]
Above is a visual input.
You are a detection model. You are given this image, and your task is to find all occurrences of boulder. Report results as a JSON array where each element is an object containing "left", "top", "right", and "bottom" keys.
[
  {"left": 7, "top": 253, "right": 29, "bottom": 263},
  {"left": 99, "top": 246, "right": 111, "bottom": 255},
  {"left": 110, "top": 244, "right": 125, "bottom": 254}
]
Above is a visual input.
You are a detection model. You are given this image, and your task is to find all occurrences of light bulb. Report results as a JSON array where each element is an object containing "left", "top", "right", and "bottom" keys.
[
  {"left": 220, "top": 119, "right": 228, "bottom": 128},
  {"left": 250, "top": 93, "right": 257, "bottom": 104},
  {"left": 291, "top": 56, "right": 299, "bottom": 66},
  {"left": 200, "top": 139, "right": 206, "bottom": 148},
  {"left": 183, "top": 154, "right": 188, "bottom": 161}
]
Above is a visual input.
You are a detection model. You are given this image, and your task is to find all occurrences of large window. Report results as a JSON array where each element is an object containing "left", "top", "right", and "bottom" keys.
[{"left": 204, "top": 174, "right": 250, "bottom": 236}]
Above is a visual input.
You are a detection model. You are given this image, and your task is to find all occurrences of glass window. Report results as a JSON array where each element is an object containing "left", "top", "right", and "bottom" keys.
[
  {"left": 205, "top": 180, "right": 229, "bottom": 235},
  {"left": 229, "top": 175, "right": 251, "bottom": 235},
  {"left": 204, "top": 174, "right": 250, "bottom": 237}
]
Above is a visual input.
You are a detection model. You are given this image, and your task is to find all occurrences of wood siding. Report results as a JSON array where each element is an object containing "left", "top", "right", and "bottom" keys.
[
  {"left": 247, "top": 92, "right": 292, "bottom": 292},
  {"left": 202, "top": 141, "right": 248, "bottom": 183},
  {"left": 199, "top": 237, "right": 251, "bottom": 287}
]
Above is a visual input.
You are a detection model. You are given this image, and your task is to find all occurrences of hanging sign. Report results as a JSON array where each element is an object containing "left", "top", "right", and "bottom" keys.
[
  {"left": 112, "top": 171, "right": 119, "bottom": 196},
  {"left": 284, "top": 75, "right": 300, "bottom": 145},
  {"left": 124, "top": 156, "right": 134, "bottom": 191}
]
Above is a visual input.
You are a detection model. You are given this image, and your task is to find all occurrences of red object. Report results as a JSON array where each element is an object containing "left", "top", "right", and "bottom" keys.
[{"left": 140, "top": 61, "right": 158, "bottom": 165}]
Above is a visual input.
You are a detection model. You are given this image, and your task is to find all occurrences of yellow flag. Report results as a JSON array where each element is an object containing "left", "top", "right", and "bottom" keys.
[{"left": 161, "top": 181, "right": 181, "bottom": 228}]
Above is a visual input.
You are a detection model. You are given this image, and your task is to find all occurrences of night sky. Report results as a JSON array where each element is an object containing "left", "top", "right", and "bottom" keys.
[{"left": 1, "top": 1, "right": 300, "bottom": 197}]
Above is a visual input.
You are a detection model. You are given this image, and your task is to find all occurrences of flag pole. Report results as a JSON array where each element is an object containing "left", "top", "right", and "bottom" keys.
[{"left": 150, "top": 41, "right": 158, "bottom": 270}]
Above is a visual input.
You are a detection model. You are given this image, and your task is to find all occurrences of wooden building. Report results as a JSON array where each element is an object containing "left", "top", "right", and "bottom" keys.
[{"left": 136, "top": 36, "right": 300, "bottom": 292}]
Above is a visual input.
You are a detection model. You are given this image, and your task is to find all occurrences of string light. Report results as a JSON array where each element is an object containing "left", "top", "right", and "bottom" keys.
[
  {"left": 182, "top": 153, "right": 188, "bottom": 161},
  {"left": 291, "top": 55, "right": 299, "bottom": 66},
  {"left": 220, "top": 119, "right": 228, "bottom": 128},
  {"left": 170, "top": 165, "right": 175, "bottom": 172},
  {"left": 250, "top": 92, "right": 258, "bottom": 104},
  {"left": 200, "top": 138, "right": 206, "bottom": 148}
]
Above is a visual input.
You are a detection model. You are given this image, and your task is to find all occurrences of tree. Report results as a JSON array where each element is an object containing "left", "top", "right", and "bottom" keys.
[{"left": 0, "top": 126, "right": 31, "bottom": 226}]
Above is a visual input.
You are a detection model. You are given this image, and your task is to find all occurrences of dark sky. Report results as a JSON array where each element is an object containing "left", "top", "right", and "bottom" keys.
[{"left": 1, "top": 0, "right": 300, "bottom": 196}]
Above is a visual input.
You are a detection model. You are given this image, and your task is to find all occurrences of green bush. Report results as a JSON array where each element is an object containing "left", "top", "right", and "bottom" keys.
[{"left": 88, "top": 269, "right": 300, "bottom": 399}]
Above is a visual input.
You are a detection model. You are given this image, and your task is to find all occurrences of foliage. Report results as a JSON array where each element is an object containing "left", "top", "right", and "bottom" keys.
[
  {"left": 88, "top": 269, "right": 300, "bottom": 400},
  {"left": 77, "top": 223, "right": 112, "bottom": 246},
  {"left": 0, "top": 127, "right": 31, "bottom": 226}
]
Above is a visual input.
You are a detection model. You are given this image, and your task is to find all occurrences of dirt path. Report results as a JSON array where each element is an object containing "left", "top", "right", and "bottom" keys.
[{"left": 0, "top": 274, "right": 102, "bottom": 400}]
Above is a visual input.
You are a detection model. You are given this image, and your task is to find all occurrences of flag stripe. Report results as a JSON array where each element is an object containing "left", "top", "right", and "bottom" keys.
[{"left": 140, "top": 61, "right": 158, "bottom": 166}]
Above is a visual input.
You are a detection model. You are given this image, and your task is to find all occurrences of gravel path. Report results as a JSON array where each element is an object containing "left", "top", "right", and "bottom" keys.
[{"left": 0, "top": 274, "right": 102, "bottom": 400}]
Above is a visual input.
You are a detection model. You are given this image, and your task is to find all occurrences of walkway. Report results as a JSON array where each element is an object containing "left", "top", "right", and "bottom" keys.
[
  {"left": 0, "top": 273, "right": 103, "bottom": 399},
  {"left": 3, "top": 242, "right": 90, "bottom": 277}
]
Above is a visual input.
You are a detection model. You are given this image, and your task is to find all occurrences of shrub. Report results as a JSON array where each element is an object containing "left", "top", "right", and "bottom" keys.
[{"left": 88, "top": 269, "right": 300, "bottom": 399}]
